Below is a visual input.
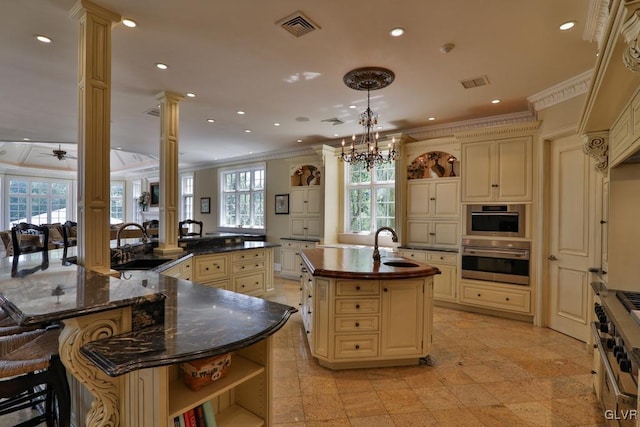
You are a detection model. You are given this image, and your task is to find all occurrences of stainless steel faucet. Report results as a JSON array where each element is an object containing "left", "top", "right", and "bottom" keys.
[
  {"left": 373, "top": 226, "right": 398, "bottom": 263},
  {"left": 116, "top": 222, "right": 149, "bottom": 249}
]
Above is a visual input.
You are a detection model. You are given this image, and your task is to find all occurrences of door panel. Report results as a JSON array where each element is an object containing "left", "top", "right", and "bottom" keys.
[{"left": 548, "top": 135, "right": 597, "bottom": 341}]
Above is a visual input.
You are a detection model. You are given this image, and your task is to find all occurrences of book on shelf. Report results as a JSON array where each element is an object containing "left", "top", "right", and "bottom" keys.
[
  {"left": 173, "top": 416, "right": 181, "bottom": 427},
  {"left": 183, "top": 408, "right": 197, "bottom": 427},
  {"left": 202, "top": 401, "right": 217, "bottom": 427},
  {"left": 194, "top": 404, "right": 206, "bottom": 427}
]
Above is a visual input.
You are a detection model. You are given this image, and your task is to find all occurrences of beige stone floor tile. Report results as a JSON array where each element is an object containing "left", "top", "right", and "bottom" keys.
[
  {"left": 347, "top": 415, "right": 396, "bottom": 427},
  {"left": 334, "top": 377, "right": 376, "bottom": 394},
  {"left": 506, "top": 401, "right": 571, "bottom": 426},
  {"left": 273, "top": 395, "right": 306, "bottom": 424},
  {"left": 402, "top": 370, "right": 445, "bottom": 389},
  {"left": 446, "top": 383, "right": 502, "bottom": 407},
  {"left": 376, "top": 388, "right": 428, "bottom": 414},
  {"left": 274, "top": 359, "right": 302, "bottom": 378},
  {"left": 274, "top": 376, "right": 302, "bottom": 398},
  {"left": 483, "top": 381, "right": 539, "bottom": 404},
  {"left": 370, "top": 377, "right": 410, "bottom": 391},
  {"left": 430, "top": 407, "right": 484, "bottom": 426},
  {"left": 274, "top": 347, "right": 298, "bottom": 362},
  {"left": 390, "top": 411, "right": 439, "bottom": 426},
  {"left": 540, "top": 397, "right": 606, "bottom": 425},
  {"left": 302, "top": 394, "right": 347, "bottom": 421},
  {"left": 467, "top": 405, "right": 531, "bottom": 426},
  {"left": 431, "top": 366, "right": 476, "bottom": 385},
  {"left": 340, "top": 391, "right": 387, "bottom": 418},
  {"left": 413, "top": 386, "right": 463, "bottom": 410},
  {"left": 299, "top": 375, "right": 339, "bottom": 395},
  {"left": 305, "top": 419, "right": 352, "bottom": 426},
  {"left": 460, "top": 364, "right": 507, "bottom": 383}
]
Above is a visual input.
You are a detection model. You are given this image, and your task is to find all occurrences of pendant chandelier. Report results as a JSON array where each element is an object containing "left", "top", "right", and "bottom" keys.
[{"left": 340, "top": 67, "right": 397, "bottom": 171}]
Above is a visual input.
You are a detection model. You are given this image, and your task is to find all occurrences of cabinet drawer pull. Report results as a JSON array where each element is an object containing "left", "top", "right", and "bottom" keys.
[
  {"left": 430, "top": 197, "right": 436, "bottom": 201},
  {"left": 355, "top": 344, "right": 360, "bottom": 350},
  {"left": 429, "top": 232, "right": 436, "bottom": 236},
  {"left": 477, "top": 293, "right": 481, "bottom": 297},
  {"left": 384, "top": 288, "right": 388, "bottom": 292},
  {"left": 308, "top": 310, "right": 312, "bottom": 314},
  {"left": 355, "top": 322, "right": 360, "bottom": 327},
  {"left": 355, "top": 304, "right": 360, "bottom": 309},
  {"left": 356, "top": 285, "right": 360, "bottom": 291},
  {"left": 308, "top": 294, "right": 312, "bottom": 298},
  {"left": 491, "top": 184, "right": 499, "bottom": 187},
  {"left": 505, "top": 297, "right": 510, "bottom": 301}
]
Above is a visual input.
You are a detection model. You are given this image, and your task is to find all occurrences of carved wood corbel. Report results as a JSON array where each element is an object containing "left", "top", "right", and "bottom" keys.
[
  {"left": 622, "top": 9, "right": 640, "bottom": 72},
  {"left": 583, "top": 131, "right": 609, "bottom": 175}
]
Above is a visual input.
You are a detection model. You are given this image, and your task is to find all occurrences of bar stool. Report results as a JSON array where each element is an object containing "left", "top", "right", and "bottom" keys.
[
  {"left": 178, "top": 219, "right": 203, "bottom": 237},
  {"left": 0, "top": 326, "right": 70, "bottom": 427}
]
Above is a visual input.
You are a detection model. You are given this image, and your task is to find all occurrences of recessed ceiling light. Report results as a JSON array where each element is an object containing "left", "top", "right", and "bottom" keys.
[
  {"left": 237, "top": 110, "right": 246, "bottom": 115},
  {"left": 122, "top": 18, "right": 137, "bottom": 28},
  {"left": 273, "top": 122, "right": 280, "bottom": 126},
  {"left": 35, "top": 35, "right": 52, "bottom": 44},
  {"left": 428, "top": 117, "right": 436, "bottom": 121},
  {"left": 390, "top": 27, "right": 405, "bottom": 37},
  {"left": 491, "top": 99, "right": 501, "bottom": 104},
  {"left": 559, "top": 21, "right": 575, "bottom": 31},
  {"left": 155, "top": 63, "right": 168, "bottom": 70},
  {"left": 207, "top": 119, "right": 215, "bottom": 123},
  {"left": 297, "top": 139, "right": 303, "bottom": 143},
  {"left": 244, "top": 129, "right": 251, "bottom": 133},
  {"left": 333, "top": 133, "right": 339, "bottom": 137},
  {"left": 186, "top": 92, "right": 196, "bottom": 98},
  {"left": 349, "top": 105, "right": 357, "bottom": 109},
  {"left": 23, "top": 138, "right": 30, "bottom": 141}
]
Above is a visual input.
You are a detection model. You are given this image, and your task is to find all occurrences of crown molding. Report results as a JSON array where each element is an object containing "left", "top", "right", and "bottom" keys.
[
  {"left": 527, "top": 70, "right": 593, "bottom": 112},
  {"left": 584, "top": 0, "right": 613, "bottom": 49},
  {"left": 453, "top": 121, "right": 541, "bottom": 141}
]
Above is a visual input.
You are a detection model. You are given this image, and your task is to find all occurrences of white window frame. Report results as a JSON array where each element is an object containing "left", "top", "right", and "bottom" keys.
[
  {"left": 181, "top": 173, "right": 194, "bottom": 220},
  {"left": 218, "top": 162, "right": 265, "bottom": 231},
  {"left": 110, "top": 181, "right": 125, "bottom": 224},
  {"left": 6, "top": 176, "right": 73, "bottom": 227},
  {"left": 344, "top": 162, "right": 396, "bottom": 234}
]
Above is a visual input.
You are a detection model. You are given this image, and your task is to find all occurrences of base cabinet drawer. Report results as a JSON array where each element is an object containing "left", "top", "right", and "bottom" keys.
[
  {"left": 460, "top": 281, "right": 530, "bottom": 313},
  {"left": 233, "top": 272, "right": 265, "bottom": 295},
  {"left": 334, "top": 334, "right": 379, "bottom": 359},
  {"left": 336, "top": 280, "right": 380, "bottom": 296},
  {"left": 194, "top": 255, "right": 228, "bottom": 282},
  {"left": 231, "top": 250, "right": 265, "bottom": 262},
  {"left": 334, "top": 316, "right": 379, "bottom": 333},
  {"left": 335, "top": 298, "right": 379, "bottom": 315},
  {"left": 427, "top": 252, "right": 457, "bottom": 265},
  {"left": 232, "top": 260, "right": 265, "bottom": 274}
]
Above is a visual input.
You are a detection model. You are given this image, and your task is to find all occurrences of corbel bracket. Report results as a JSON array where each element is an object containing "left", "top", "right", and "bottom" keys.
[{"left": 583, "top": 131, "right": 609, "bottom": 175}]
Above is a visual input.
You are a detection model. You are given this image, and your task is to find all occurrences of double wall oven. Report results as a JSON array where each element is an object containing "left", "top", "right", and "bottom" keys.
[{"left": 461, "top": 238, "right": 530, "bottom": 285}]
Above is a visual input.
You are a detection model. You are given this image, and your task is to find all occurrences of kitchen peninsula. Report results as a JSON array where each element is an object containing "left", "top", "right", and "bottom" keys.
[
  {"left": 0, "top": 247, "right": 296, "bottom": 427},
  {"left": 299, "top": 246, "right": 439, "bottom": 369}
]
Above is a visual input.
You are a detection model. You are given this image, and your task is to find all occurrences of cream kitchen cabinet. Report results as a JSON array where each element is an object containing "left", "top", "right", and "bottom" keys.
[
  {"left": 290, "top": 216, "right": 322, "bottom": 239},
  {"left": 290, "top": 186, "right": 322, "bottom": 216},
  {"left": 459, "top": 279, "right": 531, "bottom": 314},
  {"left": 407, "top": 178, "right": 459, "bottom": 218},
  {"left": 400, "top": 249, "right": 458, "bottom": 302},
  {"left": 405, "top": 219, "right": 459, "bottom": 248},
  {"left": 160, "top": 256, "right": 193, "bottom": 281},
  {"left": 301, "top": 276, "right": 433, "bottom": 369},
  {"left": 280, "top": 239, "right": 317, "bottom": 280},
  {"left": 461, "top": 137, "right": 532, "bottom": 202}
]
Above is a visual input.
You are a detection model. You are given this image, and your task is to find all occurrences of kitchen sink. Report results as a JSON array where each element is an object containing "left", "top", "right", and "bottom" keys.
[
  {"left": 382, "top": 260, "right": 420, "bottom": 268},
  {"left": 111, "top": 258, "right": 172, "bottom": 271}
]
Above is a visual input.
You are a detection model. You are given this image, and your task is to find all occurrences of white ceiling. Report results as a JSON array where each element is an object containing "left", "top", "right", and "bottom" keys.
[{"left": 0, "top": 0, "right": 598, "bottom": 172}]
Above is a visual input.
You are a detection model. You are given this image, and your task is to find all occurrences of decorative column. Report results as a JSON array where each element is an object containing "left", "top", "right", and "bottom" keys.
[
  {"left": 583, "top": 131, "right": 609, "bottom": 175},
  {"left": 154, "top": 91, "right": 185, "bottom": 256},
  {"left": 71, "top": 0, "right": 120, "bottom": 274}
]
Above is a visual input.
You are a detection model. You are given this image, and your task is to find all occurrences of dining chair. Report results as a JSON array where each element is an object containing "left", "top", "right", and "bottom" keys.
[
  {"left": 0, "top": 325, "right": 71, "bottom": 427},
  {"left": 178, "top": 219, "right": 203, "bottom": 237},
  {"left": 10, "top": 223, "right": 49, "bottom": 256},
  {"left": 62, "top": 221, "right": 78, "bottom": 248},
  {"left": 143, "top": 219, "right": 159, "bottom": 237}
]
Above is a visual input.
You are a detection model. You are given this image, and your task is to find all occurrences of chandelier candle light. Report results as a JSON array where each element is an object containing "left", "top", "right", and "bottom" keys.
[{"left": 340, "top": 67, "right": 397, "bottom": 170}]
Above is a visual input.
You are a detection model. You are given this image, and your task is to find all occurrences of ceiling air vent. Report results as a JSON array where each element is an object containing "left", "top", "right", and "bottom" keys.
[
  {"left": 277, "top": 11, "right": 320, "bottom": 38},
  {"left": 321, "top": 117, "right": 344, "bottom": 126},
  {"left": 145, "top": 107, "right": 160, "bottom": 117},
  {"left": 460, "top": 75, "right": 490, "bottom": 89}
]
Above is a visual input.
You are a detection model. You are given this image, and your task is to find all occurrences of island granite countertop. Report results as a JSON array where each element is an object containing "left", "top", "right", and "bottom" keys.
[
  {"left": 300, "top": 246, "right": 440, "bottom": 280},
  {"left": 0, "top": 244, "right": 296, "bottom": 377}
]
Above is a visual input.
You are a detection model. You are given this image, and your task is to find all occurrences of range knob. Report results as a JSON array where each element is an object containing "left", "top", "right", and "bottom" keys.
[
  {"left": 599, "top": 322, "right": 610, "bottom": 333},
  {"left": 613, "top": 345, "right": 624, "bottom": 357},
  {"left": 617, "top": 351, "right": 628, "bottom": 363},
  {"left": 606, "top": 338, "right": 616, "bottom": 349},
  {"left": 620, "top": 359, "right": 633, "bottom": 373}
]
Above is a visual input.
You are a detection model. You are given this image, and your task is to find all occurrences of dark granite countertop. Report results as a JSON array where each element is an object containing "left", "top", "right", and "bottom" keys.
[
  {"left": 300, "top": 247, "right": 440, "bottom": 280},
  {"left": 0, "top": 245, "right": 296, "bottom": 377}
]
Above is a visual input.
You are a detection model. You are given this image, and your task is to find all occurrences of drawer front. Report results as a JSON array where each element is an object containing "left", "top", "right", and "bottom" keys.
[
  {"left": 460, "top": 283, "right": 530, "bottom": 313},
  {"left": 334, "top": 334, "right": 379, "bottom": 359},
  {"left": 299, "top": 242, "right": 316, "bottom": 250},
  {"left": 427, "top": 252, "right": 457, "bottom": 265},
  {"left": 203, "top": 280, "right": 230, "bottom": 290},
  {"left": 401, "top": 250, "right": 427, "bottom": 262},
  {"left": 334, "top": 316, "right": 379, "bottom": 332},
  {"left": 336, "top": 280, "right": 380, "bottom": 296},
  {"left": 280, "top": 240, "right": 300, "bottom": 249},
  {"left": 335, "top": 298, "right": 379, "bottom": 315},
  {"left": 233, "top": 272, "right": 265, "bottom": 294},
  {"left": 232, "top": 260, "right": 265, "bottom": 274},
  {"left": 232, "top": 249, "right": 265, "bottom": 262},
  {"left": 194, "top": 255, "right": 228, "bottom": 281}
]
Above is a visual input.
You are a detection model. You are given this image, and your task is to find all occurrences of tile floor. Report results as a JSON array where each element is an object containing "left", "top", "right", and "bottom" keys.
[{"left": 266, "top": 276, "right": 605, "bottom": 426}]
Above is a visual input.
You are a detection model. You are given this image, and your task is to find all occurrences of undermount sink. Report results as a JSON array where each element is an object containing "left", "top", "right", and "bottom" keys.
[
  {"left": 382, "top": 260, "right": 420, "bottom": 268},
  {"left": 111, "top": 258, "right": 171, "bottom": 271}
]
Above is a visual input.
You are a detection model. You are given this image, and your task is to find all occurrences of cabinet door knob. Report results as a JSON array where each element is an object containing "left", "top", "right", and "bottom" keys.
[
  {"left": 355, "top": 322, "right": 360, "bottom": 327},
  {"left": 505, "top": 297, "right": 510, "bottom": 301},
  {"left": 477, "top": 293, "right": 481, "bottom": 297},
  {"left": 600, "top": 219, "right": 607, "bottom": 224},
  {"left": 430, "top": 197, "right": 436, "bottom": 201},
  {"left": 384, "top": 288, "right": 388, "bottom": 292},
  {"left": 355, "top": 304, "right": 360, "bottom": 309},
  {"left": 355, "top": 344, "right": 360, "bottom": 350},
  {"left": 429, "top": 232, "right": 436, "bottom": 236},
  {"left": 356, "top": 286, "right": 360, "bottom": 290},
  {"left": 491, "top": 184, "right": 499, "bottom": 187}
]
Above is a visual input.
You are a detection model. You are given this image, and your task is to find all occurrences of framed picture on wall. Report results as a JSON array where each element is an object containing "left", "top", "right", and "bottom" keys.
[
  {"left": 275, "top": 194, "right": 289, "bottom": 215},
  {"left": 150, "top": 182, "right": 160, "bottom": 207},
  {"left": 200, "top": 197, "right": 211, "bottom": 214}
]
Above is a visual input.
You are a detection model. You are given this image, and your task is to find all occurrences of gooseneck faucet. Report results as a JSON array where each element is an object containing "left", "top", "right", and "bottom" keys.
[
  {"left": 373, "top": 226, "right": 398, "bottom": 263},
  {"left": 116, "top": 223, "right": 149, "bottom": 249}
]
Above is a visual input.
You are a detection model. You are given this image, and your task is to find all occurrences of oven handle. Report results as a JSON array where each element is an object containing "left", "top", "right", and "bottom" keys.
[
  {"left": 591, "top": 322, "right": 637, "bottom": 407},
  {"left": 471, "top": 212, "right": 519, "bottom": 216},
  {"left": 462, "top": 248, "right": 529, "bottom": 259}
]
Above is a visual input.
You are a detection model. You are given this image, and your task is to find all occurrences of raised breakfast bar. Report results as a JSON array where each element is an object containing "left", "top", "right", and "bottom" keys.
[
  {"left": 0, "top": 246, "right": 296, "bottom": 427},
  {"left": 298, "top": 246, "right": 440, "bottom": 369}
]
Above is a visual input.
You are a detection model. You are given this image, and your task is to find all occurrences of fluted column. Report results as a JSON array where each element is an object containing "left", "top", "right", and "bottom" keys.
[
  {"left": 71, "top": 0, "right": 120, "bottom": 273},
  {"left": 154, "top": 91, "right": 185, "bottom": 256}
]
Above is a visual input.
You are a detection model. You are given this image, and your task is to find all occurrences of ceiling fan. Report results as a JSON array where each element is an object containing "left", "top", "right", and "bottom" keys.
[{"left": 41, "top": 144, "right": 77, "bottom": 161}]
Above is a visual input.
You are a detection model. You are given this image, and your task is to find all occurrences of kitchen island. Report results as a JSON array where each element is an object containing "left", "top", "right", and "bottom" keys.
[
  {"left": 0, "top": 247, "right": 296, "bottom": 427},
  {"left": 299, "top": 247, "right": 439, "bottom": 369}
]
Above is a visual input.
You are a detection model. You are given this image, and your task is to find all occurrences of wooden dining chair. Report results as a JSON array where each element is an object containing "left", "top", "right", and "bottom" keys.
[
  {"left": 10, "top": 223, "right": 49, "bottom": 256},
  {"left": 62, "top": 221, "right": 78, "bottom": 248},
  {"left": 178, "top": 219, "right": 203, "bottom": 237}
]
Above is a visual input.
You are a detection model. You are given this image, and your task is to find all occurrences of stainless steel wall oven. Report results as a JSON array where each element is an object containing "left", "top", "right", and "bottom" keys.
[
  {"left": 466, "top": 204, "right": 526, "bottom": 238},
  {"left": 461, "top": 238, "right": 530, "bottom": 285}
]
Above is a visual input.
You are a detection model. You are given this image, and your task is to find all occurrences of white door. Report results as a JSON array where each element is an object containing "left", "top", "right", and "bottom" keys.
[{"left": 548, "top": 135, "right": 598, "bottom": 341}]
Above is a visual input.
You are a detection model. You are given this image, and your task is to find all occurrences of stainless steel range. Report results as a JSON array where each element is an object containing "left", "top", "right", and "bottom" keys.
[{"left": 592, "top": 282, "right": 640, "bottom": 426}]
